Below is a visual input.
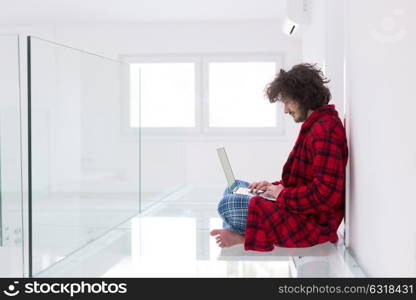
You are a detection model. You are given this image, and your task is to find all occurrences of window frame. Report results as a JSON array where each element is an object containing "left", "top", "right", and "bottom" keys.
[{"left": 120, "top": 53, "right": 285, "bottom": 138}]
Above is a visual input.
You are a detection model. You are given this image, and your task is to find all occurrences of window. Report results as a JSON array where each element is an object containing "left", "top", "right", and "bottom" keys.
[
  {"left": 126, "top": 54, "right": 283, "bottom": 135},
  {"left": 207, "top": 61, "right": 278, "bottom": 128},
  {"left": 130, "top": 62, "right": 196, "bottom": 128}
]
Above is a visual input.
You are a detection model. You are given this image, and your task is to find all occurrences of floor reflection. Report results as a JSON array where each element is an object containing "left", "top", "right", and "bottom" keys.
[{"left": 103, "top": 216, "right": 289, "bottom": 277}]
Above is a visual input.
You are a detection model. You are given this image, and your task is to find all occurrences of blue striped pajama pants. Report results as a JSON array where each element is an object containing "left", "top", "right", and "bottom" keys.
[{"left": 217, "top": 179, "right": 251, "bottom": 235}]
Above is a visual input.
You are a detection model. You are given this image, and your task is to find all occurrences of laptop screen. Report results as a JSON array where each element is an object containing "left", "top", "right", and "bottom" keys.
[{"left": 216, "top": 147, "right": 237, "bottom": 190}]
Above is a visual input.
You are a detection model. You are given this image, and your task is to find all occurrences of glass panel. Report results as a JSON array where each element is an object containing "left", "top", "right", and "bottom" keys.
[
  {"left": 0, "top": 35, "right": 24, "bottom": 277},
  {"left": 28, "top": 36, "right": 139, "bottom": 276},
  {"left": 208, "top": 61, "right": 277, "bottom": 127},
  {"left": 140, "top": 139, "right": 186, "bottom": 211},
  {"left": 128, "top": 63, "right": 187, "bottom": 211},
  {"left": 130, "top": 63, "right": 196, "bottom": 128}
]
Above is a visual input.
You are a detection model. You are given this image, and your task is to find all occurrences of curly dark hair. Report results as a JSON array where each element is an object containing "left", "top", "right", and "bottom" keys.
[{"left": 265, "top": 63, "right": 331, "bottom": 110}]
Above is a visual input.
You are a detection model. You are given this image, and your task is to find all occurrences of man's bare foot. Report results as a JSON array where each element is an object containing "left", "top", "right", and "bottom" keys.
[{"left": 210, "top": 229, "right": 245, "bottom": 248}]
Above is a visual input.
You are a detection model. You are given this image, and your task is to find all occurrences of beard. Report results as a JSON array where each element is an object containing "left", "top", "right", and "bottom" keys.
[{"left": 293, "top": 105, "right": 308, "bottom": 123}]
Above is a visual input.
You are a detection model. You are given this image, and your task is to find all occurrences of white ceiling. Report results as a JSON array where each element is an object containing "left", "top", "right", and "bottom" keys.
[{"left": 1, "top": 0, "right": 287, "bottom": 25}]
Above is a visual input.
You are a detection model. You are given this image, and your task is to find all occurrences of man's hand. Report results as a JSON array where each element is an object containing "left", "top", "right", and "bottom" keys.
[
  {"left": 263, "top": 184, "right": 284, "bottom": 198},
  {"left": 248, "top": 180, "right": 272, "bottom": 192}
]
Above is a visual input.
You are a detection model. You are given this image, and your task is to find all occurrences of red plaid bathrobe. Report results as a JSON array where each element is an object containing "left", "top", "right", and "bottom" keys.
[{"left": 244, "top": 104, "right": 348, "bottom": 251}]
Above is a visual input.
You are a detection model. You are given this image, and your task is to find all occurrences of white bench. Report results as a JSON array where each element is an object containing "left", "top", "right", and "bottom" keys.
[{"left": 217, "top": 229, "right": 365, "bottom": 277}]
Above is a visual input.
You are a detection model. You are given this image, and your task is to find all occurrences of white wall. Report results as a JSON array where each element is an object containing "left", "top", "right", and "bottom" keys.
[
  {"left": 302, "top": 0, "right": 327, "bottom": 70},
  {"left": 302, "top": 0, "right": 345, "bottom": 115},
  {"left": 345, "top": 0, "right": 416, "bottom": 276}
]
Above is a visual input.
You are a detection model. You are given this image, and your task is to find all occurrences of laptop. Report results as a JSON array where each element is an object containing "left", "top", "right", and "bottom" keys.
[{"left": 216, "top": 147, "right": 276, "bottom": 201}]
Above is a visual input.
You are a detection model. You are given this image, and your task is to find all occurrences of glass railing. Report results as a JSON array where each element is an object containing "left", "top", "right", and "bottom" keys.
[
  {"left": 130, "top": 64, "right": 187, "bottom": 212},
  {"left": 139, "top": 139, "right": 187, "bottom": 211},
  {"left": 0, "top": 35, "right": 25, "bottom": 277},
  {"left": 27, "top": 36, "right": 140, "bottom": 276}
]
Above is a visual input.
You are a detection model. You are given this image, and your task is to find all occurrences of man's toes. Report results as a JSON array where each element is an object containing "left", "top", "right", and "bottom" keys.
[{"left": 210, "top": 229, "right": 221, "bottom": 236}]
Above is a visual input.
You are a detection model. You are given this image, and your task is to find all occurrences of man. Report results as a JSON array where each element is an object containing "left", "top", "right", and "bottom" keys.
[{"left": 210, "top": 63, "right": 348, "bottom": 251}]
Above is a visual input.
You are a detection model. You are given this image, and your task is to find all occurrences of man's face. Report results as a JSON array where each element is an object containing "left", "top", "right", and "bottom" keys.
[{"left": 282, "top": 98, "right": 308, "bottom": 123}]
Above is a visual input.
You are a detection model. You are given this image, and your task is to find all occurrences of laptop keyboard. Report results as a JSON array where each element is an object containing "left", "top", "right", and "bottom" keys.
[
  {"left": 235, "top": 187, "right": 257, "bottom": 196},
  {"left": 234, "top": 187, "right": 276, "bottom": 201}
]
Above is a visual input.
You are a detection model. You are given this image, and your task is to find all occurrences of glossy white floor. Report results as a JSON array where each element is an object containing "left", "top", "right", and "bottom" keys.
[{"left": 37, "top": 185, "right": 365, "bottom": 278}]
